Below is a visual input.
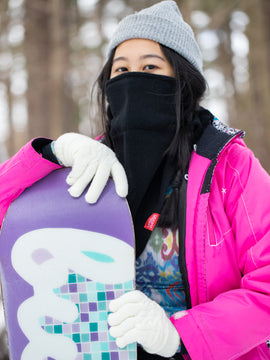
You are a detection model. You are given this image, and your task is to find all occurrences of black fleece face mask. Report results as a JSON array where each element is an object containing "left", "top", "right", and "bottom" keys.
[{"left": 106, "top": 72, "right": 177, "bottom": 257}]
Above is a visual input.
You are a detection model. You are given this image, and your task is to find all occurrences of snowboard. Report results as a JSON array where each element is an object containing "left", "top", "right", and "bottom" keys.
[{"left": 0, "top": 168, "right": 136, "bottom": 360}]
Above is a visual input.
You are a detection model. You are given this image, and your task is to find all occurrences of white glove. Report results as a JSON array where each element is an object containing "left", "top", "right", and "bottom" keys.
[
  {"left": 53, "top": 133, "right": 128, "bottom": 203},
  {"left": 108, "top": 290, "right": 180, "bottom": 358}
]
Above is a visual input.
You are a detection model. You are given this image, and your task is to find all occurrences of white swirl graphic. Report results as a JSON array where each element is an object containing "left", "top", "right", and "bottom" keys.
[{"left": 11, "top": 228, "right": 134, "bottom": 360}]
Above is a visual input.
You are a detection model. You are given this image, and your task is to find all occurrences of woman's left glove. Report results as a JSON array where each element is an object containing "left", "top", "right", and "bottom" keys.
[
  {"left": 108, "top": 290, "right": 180, "bottom": 357},
  {"left": 53, "top": 133, "right": 128, "bottom": 203}
]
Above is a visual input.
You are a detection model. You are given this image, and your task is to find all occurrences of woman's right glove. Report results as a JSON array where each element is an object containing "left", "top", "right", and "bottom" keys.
[{"left": 54, "top": 133, "right": 128, "bottom": 203}]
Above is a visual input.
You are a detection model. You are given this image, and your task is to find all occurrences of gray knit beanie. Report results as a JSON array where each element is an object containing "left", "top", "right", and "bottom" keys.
[{"left": 107, "top": 1, "right": 203, "bottom": 74}]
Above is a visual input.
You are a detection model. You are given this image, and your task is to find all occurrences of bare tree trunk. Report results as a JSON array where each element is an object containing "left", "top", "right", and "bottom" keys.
[
  {"left": 218, "top": 21, "right": 238, "bottom": 126},
  {"left": 1, "top": 0, "right": 14, "bottom": 158},
  {"left": 5, "top": 78, "right": 14, "bottom": 156},
  {"left": 49, "top": 0, "right": 76, "bottom": 137},
  {"left": 49, "top": 0, "right": 63, "bottom": 136},
  {"left": 242, "top": 0, "right": 270, "bottom": 172},
  {"left": 0, "top": 327, "right": 9, "bottom": 360},
  {"left": 24, "top": 0, "right": 76, "bottom": 140},
  {"left": 24, "top": 0, "right": 51, "bottom": 139}
]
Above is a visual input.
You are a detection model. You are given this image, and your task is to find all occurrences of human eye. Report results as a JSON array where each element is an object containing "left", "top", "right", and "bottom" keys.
[
  {"left": 116, "top": 66, "right": 128, "bottom": 73},
  {"left": 110, "top": 65, "right": 129, "bottom": 78},
  {"left": 144, "top": 64, "right": 158, "bottom": 71}
]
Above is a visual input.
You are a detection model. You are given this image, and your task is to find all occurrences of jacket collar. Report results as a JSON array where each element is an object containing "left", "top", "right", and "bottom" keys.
[{"left": 195, "top": 113, "right": 245, "bottom": 194}]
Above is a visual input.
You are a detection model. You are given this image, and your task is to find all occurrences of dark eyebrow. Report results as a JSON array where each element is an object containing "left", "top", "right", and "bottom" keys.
[
  {"left": 112, "top": 54, "right": 166, "bottom": 64},
  {"left": 112, "top": 56, "right": 127, "bottom": 64},
  {"left": 140, "top": 54, "right": 166, "bottom": 62}
]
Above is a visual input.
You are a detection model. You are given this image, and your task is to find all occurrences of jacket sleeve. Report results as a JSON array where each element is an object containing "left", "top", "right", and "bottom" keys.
[
  {"left": 0, "top": 139, "right": 61, "bottom": 228},
  {"left": 171, "top": 141, "right": 270, "bottom": 360}
]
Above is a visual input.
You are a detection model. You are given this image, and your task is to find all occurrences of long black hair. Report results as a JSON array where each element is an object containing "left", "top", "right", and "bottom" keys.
[{"left": 95, "top": 44, "right": 207, "bottom": 229}]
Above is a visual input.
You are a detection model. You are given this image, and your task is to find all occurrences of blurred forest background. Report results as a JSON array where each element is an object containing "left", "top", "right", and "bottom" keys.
[{"left": 0, "top": 0, "right": 270, "bottom": 358}]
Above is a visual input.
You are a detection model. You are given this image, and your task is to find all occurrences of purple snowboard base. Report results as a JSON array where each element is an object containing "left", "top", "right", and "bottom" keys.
[{"left": 0, "top": 168, "right": 136, "bottom": 360}]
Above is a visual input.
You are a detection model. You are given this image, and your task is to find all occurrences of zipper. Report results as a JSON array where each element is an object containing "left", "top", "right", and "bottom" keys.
[
  {"left": 177, "top": 177, "right": 190, "bottom": 356},
  {"left": 178, "top": 177, "right": 191, "bottom": 309}
]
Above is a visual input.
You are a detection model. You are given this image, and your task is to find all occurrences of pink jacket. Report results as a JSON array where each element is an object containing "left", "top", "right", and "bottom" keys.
[
  {"left": 0, "top": 125, "right": 270, "bottom": 360},
  {"left": 171, "top": 121, "right": 270, "bottom": 359},
  {"left": 0, "top": 140, "right": 61, "bottom": 227}
]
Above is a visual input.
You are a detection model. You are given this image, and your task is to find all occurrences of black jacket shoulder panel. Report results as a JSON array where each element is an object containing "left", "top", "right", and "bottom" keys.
[
  {"left": 196, "top": 116, "right": 245, "bottom": 160},
  {"left": 194, "top": 114, "right": 245, "bottom": 194}
]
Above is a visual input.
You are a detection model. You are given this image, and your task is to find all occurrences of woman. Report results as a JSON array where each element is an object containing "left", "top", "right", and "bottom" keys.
[
  {"left": 97, "top": 2, "right": 270, "bottom": 360},
  {"left": 1, "top": 1, "right": 270, "bottom": 359}
]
